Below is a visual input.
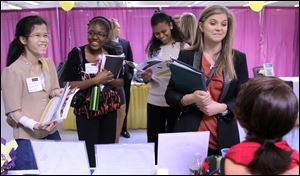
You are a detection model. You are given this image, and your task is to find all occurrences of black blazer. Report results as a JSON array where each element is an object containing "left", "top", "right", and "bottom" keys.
[
  {"left": 119, "top": 38, "right": 134, "bottom": 82},
  {"left": 165, "top": 49, "right": 249, "bottom": 150}
]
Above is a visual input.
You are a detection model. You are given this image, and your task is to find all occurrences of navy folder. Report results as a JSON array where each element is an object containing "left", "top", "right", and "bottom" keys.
[{"left": 169, "top": 59, "right": 207, "bottom": 93}]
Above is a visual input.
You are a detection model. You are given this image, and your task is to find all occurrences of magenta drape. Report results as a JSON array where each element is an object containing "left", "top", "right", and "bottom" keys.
[{"left": 1, "top": 7, "right": 298, "bottom": 77}]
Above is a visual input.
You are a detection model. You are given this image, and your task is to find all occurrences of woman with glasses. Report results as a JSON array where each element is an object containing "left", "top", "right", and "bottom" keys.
[
  {"left": 1, "top": 15, "right": 62, "bottom": 170},
  {"left": 62, "top": 16, "right": 124, "bottom": 167}
]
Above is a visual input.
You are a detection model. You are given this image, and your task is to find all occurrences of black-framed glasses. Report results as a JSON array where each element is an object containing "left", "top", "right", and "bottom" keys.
[{"left": 88, "top": 31, "right": 108, "bottom": 38}]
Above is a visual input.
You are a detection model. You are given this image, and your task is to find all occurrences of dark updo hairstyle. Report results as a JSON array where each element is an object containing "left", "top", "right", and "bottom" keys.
[
  {"left": 6, "top": 15, "right": 47, "bottom": 66},
  {"left": 146, "top": 11, "right": 184, "bottom": 58},
  {"left": 88, "top": 16, "right": 112, "bottom": 39},
  {"left": 235, "top": 77, "right": 298, "bottom": 175}
]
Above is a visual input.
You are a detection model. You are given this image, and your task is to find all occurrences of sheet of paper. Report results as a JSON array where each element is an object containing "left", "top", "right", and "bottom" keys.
[
  {"left": 31, "top": 140, "right": 90, "bottom": 175},
  {"left": 94, "top": 143, "right": 156, "bottom": 175},
  {"left": 150, "top": 61, "right": 170, "bottom": 77},
  {"left": 135, "top": 57, "right": 163, "bottom": 72},
  {"left": 157, "top": 131, "right": 210, "bottom": 175}
]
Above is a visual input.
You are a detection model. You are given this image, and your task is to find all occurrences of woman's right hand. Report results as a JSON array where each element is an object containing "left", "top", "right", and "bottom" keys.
[
  {"left": 141, "top": 69, "right": 152, "bottom": 82},
  {"left": 42, "top": 121, "right": 58, "bottom": 132},
  {"left": 94, "top": 69, "right": 114, "bottom": 84},
  {"left": 33, "top": 121, "right": 57, "bottom": 132}
]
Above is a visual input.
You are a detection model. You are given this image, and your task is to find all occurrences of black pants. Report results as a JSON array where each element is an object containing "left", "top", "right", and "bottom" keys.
[
  {"left": 76, "top": 111, "right": 117, "bottom": 167},
  {"left": 122, "top": 79, "right": 131, "bottom": 132},
  {"left": 147, "top": 103, "right": 180, "bottom": 164}
]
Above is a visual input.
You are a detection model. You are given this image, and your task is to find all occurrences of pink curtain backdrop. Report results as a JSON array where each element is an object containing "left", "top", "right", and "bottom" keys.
[{"left": 1, "top": 7, "right": 298, "bottom": 77}]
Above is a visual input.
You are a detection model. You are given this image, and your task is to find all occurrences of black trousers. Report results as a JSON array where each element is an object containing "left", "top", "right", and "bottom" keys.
[
  {"left": 76, "top": 111, "right": 117, "bottom": 167},
  {"left": 147, "top": 103, "right": 180, "bottom": 164},
  {"left": 122, "top": 78, "right": 131, "bottom": 132}
]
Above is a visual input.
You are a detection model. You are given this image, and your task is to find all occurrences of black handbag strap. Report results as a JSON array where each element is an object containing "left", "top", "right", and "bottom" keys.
[
  {"left": 206, "top": 66, "right": 217, "bottom": 86},
  {"left": 206, "top": 52, "right": 222, "bottom": 86},
  {"left": 193, "top": 51, "right": 219, "bottom": 87},
  {"left": 76, "top": 47, "right": 84, "bottom": 79}
]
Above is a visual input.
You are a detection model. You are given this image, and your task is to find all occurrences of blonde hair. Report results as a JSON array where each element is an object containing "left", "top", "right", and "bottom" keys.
[
  {"left": 110, "top": 18, "right": 119, "bottom": 40},
  {"left": 180, "top": 12, "right": 197, "bottom": 45},
  {"left": 191, "top": 5, "right": 237, "bottom": 80}
]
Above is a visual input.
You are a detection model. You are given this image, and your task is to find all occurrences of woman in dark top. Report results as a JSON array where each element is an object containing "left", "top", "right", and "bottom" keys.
[
  {"left": 62, "top": 16, "right": 124, "bottom": 167},
  {"left": 165, "top": 5, "right": 249, "bottom": 155}
]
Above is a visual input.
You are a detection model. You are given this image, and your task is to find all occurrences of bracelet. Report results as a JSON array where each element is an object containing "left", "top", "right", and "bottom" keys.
[
  {"left": 220, "top": 104, "right": 229, "bottom": 116},
  {"left": 220, "top": 109, "right": 229, "bottom": 116}
]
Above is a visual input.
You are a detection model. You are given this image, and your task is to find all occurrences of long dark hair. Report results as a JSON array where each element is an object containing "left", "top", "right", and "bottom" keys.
[
  {"left": 235, "top": 77, "right": 298, "bottom": 174},
  {"left": 146, "top": 11, "right": 184, "bottom": 57},
  {"left": 6, "top": 15, "right": 47, "bottom": 67}
]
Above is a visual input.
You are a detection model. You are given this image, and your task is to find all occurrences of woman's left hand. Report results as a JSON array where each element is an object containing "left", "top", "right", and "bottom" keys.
[
  {"left": 53, "top": 88, "right": 63, "bottom": 97},
  {"left": 199, "top": 101, "right": 225, "bottom": 116}
]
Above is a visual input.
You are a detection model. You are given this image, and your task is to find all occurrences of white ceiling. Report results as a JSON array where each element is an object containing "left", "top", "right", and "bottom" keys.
[{"left": 1, "top": 1, "right": 299, "bottom": 10}]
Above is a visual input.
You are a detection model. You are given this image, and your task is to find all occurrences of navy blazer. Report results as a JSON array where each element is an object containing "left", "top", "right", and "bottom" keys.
[
  {"left": 119, "top": 38, "right": 134, "bottom": 82},
  {"left": 165, "top": 49, "right": 249, "bottom": 150}
]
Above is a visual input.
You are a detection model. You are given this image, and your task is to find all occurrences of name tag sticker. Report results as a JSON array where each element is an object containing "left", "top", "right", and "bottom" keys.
[
  {"left": 85, "top": 63, "right": 98, "bottom": 74},
  {"left": 26, "top": 77, "right": 43, "bottom": 93}
]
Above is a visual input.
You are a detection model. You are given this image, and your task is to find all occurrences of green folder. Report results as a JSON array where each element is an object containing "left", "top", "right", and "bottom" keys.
[{"left": 169, "top": 60, "right": 207, "bottom": 93}]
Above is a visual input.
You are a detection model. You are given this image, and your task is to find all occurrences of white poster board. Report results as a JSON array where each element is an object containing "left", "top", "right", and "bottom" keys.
[
  {"left": 94, "top": 143, "right": 155, "bottom": 175},
  {"left": 31, "top": 140, "right": 90, "bottom": 175},
  {"left": 158, "top": 131, "right": 210, "bottom": 175}
]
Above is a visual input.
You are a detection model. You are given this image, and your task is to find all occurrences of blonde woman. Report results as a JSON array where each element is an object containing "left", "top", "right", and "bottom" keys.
[
  {"left": 165, "top": 5, "right": 249, "bottom": 156},
  {"left": 180, "top": 12, "right": 198, "bottom": 45},
  {"left": 111, "top": 18, "right": 134, "bottom": 142}
]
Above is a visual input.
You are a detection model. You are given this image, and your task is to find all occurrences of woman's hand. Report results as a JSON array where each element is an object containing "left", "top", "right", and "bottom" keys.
[
  {"left": 43, "top": 121, "right": 58, "bottom": 132},
  {"left": 199, "top": 101, "right": 227, "bottom": 116},
  {"left": 53, "top": 88, "right": 64, "bottom": 97},
  {"left": 194, "top": 90, "right": 212, "bottom": 108},
  {"left": 94, "top": 69, "right": 114, "bottom": 84},
  {"left": 193, "top": 90, "right": 225, "bottom": 116},
  {"left": 33, "top": 123, "right": 42, "bottom": 130},
  {"left": 141, "top": 69, "right": 152, "bottom": 82},
  {"left": 50, "top": 88, "right": 63, "bottom": 98},
  {"left": 35, "top": 121, "right": 58, "bottom": 132}
]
